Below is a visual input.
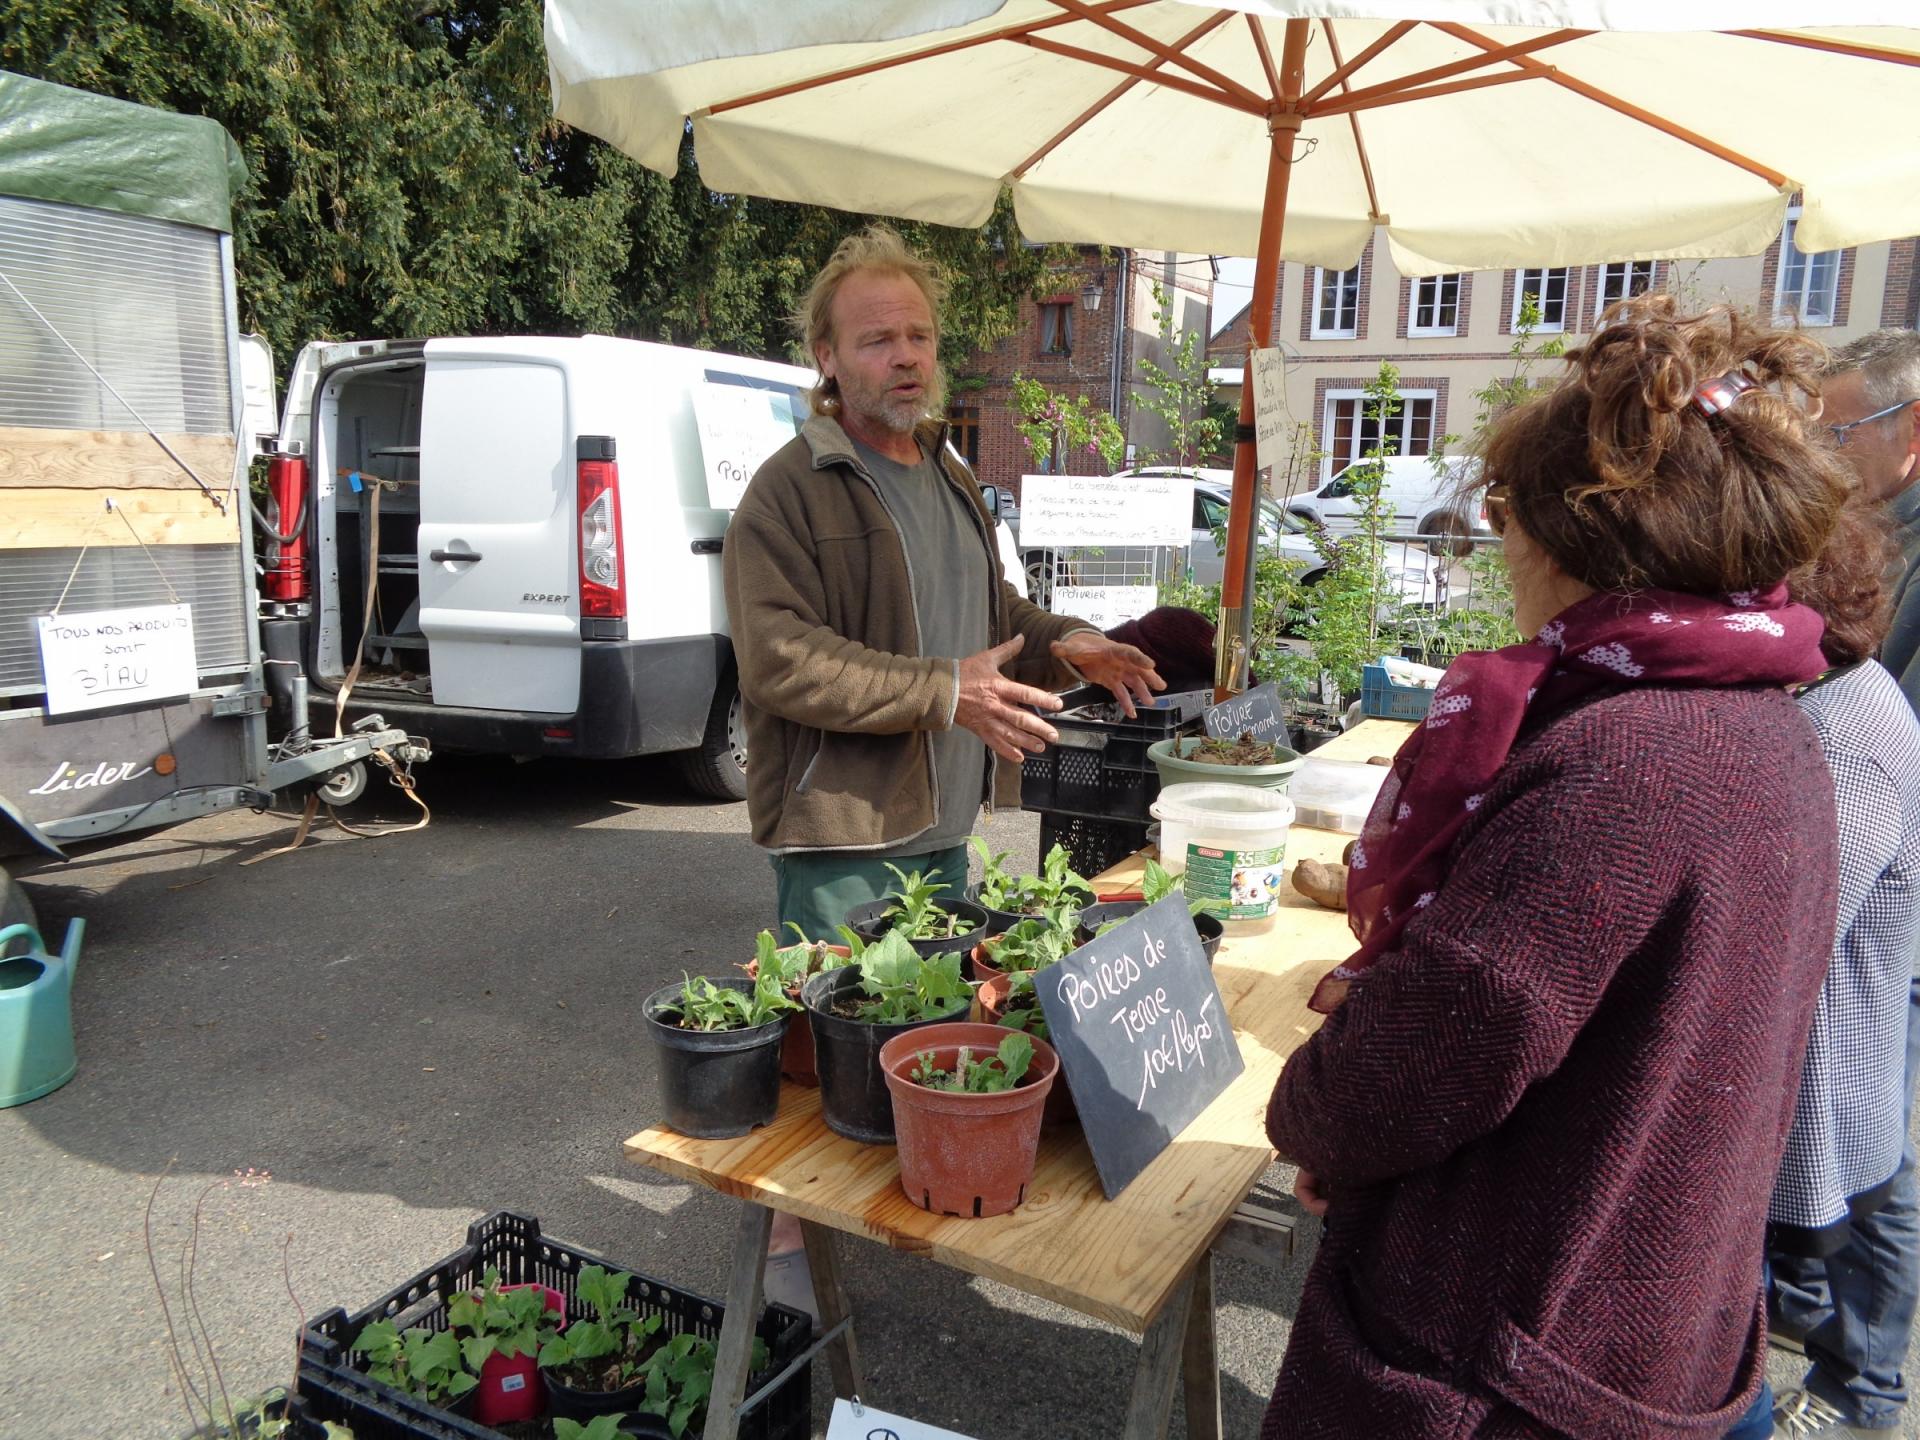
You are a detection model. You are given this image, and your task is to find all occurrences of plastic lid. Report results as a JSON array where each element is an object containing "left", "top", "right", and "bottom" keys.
[{"left": 1151, "top": 782, "right": 1297, "bottom": 830}]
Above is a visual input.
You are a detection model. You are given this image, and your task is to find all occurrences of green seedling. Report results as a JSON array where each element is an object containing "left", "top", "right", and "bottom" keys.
[
  {"left": 748, "top": 928, "right": 852, "bottom": 996},
  {"left": 554, "top": 1417, "right": 628, "bottom": 1440},
  {"left": 970, "top": 837, "right": 1020, "bottom": 909},
  {"left": 879, "top": 863, "right": 976, "bottom": 940},
  {"left": 979, "top": 905, "right": 1078, "bottom": 976},
  {"left": 447, "top": 1268, "right": 559, "bottom": 1376},
  {"left": 911, "top": 1032, "right": 1036, "bottom": 1093},
  {"left": 633, "top": 1333, "right": 769, "bottom": 1438},
  {"left": 671, "top": 969, "right": 796, "bottom": 1032},
  {"left": 353, "top": 1319, "right": 478, "bottom": 1405},
  {"left": 972, "top": 839, "right": 1092, "bottom": 917},
  {"left": 852, "top": 930, "right": 968, "bottom": 1023},
  {"left": 1137, "top": 858, "right": 1228, "bottom": 921},
  {"left": 994, "top": 970, "right": 1051, "bottom": 1041},
  {"left": 539, "top": 1265, "right": 664, "bottom": 1389}
]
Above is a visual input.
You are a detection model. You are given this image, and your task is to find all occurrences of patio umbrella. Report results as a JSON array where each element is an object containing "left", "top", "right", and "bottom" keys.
[{"left": 546, "top": 1, "right": 1920, "bottom": 689}]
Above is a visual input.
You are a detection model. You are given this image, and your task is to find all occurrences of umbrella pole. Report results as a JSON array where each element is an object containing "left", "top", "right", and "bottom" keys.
[{"left": 1215, "top": 21, "right": 1308, "bottom": 696}]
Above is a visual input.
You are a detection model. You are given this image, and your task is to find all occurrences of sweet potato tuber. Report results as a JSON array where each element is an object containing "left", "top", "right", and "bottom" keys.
[{"left": 1293, "top": 858, "right": 1350, "bottom": 911}]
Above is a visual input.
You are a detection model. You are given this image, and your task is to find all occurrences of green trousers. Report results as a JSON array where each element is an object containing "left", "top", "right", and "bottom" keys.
[{"left": 769, "top": 843, "right": 970, "bottom": 944}]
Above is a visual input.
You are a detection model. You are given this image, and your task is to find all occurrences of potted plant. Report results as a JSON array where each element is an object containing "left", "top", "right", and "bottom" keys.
[
  {"left": 842, "top": 864, "right": 989, "bottom": 962},
  {"left": 977, "top": 971, "right": 1078, "bottom": 1127},
  {"left": 879, "top": 1023, "right": 1059, "bottom": 1217},
  {"left": 448, "top": 1267, "right": 567, "bottom": 1425},
  {"left": 744, "top": 926, "right": 853, "bottom": 1087},
  {"left": 352, "top": 1320, "right": 479, "bottom": 1415},
  {"left": 969, "top": 901, "right": 1079, "bottom": 984},
  {"left": 968, "top": 840, "right": 1094, "bottom": 934},
  {"left": 539, "top": 1265, "right": 663, "bottom": 1422},
  {"left": 1077, "top": 859, "right": 1226, "bottom": 962},
  {"left": 644, "top": 966, "right": 796, "bottom": 1140},
  {"left": 1148, "top": 730, "right": 1303, "bottom": 792},
  {"left": 802, "top": 929, "right": 971, "bottom": 1143}
]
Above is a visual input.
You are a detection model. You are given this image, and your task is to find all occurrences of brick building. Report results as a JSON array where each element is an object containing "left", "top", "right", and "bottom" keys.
[
  {"left": 948, "top": 248, "right": 1214, "bottom": 500},
  {"left": 1208, "top": 222, "right": 1920, "bottom": 500}
]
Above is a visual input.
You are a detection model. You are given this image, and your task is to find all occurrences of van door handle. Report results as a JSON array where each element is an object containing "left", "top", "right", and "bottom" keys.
[
  {"left": 691, "top": 538, "right": 724, "bottom": 555},
  {"left": 429, "top": 549, "right": 482, "bottom": 563}
]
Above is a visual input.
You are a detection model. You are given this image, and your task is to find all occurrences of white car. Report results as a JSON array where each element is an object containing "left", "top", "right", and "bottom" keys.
[
  {"left": 1187, "top": 475, "right": 1442, "bottom": 607},
  {"left": 1284, "top": 454, "right": 1489, "bottom": 545}
]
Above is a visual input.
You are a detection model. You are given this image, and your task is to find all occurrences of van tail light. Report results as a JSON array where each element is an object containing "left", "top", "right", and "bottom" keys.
[
  {"left": 577, "top": 437, "right": 624, "bottom": 619},
  {"left": 264, "top": 454, "right": 309, "bottom": 602}
]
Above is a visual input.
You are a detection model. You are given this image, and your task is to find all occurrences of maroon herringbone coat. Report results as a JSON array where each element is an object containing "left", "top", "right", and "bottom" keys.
[{"left": 1265, "top": 687, "right": 1838, "bottom": 1440}]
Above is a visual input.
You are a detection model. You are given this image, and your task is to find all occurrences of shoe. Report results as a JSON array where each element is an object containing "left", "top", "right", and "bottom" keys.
[{"left": 1771, "top": 1388, "right": 1885, "bottom": 1438}]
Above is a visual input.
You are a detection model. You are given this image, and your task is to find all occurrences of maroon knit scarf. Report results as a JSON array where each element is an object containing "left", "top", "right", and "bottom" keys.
[{"left": 1312, "top": 584, "right": 1828, "bottom": 1014}]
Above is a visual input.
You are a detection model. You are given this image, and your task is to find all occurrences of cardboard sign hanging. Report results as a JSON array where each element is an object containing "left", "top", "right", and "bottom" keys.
[{"left": 1035, "top": 895, "right": 1243, "bottom": 1199}]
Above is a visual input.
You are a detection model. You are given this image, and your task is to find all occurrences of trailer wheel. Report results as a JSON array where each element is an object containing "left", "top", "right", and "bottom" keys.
[
  {"left": 316, "top": 760, "right": 368, "bottom": 807},
  {"left": 676, "top": 674, "right": 749, "bottom": 802}
]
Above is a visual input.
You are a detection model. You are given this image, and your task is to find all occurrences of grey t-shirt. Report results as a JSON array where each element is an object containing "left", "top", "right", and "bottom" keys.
[{"left": 851, "top": 437, "right": 992, "bottom": 855}]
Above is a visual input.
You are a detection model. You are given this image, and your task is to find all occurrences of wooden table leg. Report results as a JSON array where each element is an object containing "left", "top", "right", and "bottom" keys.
[
  {"left": 1121, "top": 1266, "right": 1198, "bottom": 1439},
  {"left": 798, "top": 1219, "right": 864, "bottom": 1399},
  {"left": 702, "top": 1202, "right": 774, "bottom": 1440},
  {"left": 1181, "top": 1252, "right": 1222, "bottom": 1440}
]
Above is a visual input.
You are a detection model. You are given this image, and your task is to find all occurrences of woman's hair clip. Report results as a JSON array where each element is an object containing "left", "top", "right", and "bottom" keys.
[{"left": 1692, "top": 371, "right": 1759, "bottom": 417}]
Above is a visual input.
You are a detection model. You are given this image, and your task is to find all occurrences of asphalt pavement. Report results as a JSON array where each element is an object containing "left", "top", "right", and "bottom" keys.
[{"left": 4, "top": 754, "right": 1916, "bottom": 1439}]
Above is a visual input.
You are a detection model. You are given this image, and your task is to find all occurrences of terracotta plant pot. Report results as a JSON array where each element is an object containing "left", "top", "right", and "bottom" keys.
[
  {"left": 969, "top": 940, "right": 1003, "bottom": 985},
  {"left": 470, "top": 1283, "right": 566, "bottom": 1425},
  {"left": 746, "top": 943, "right": 852, "bottom": 1087},
  {"left": 878, "top": 1021, "right": 1058, "bottom": 1218},
  {"left": 976, "top": 974, "right": 1077, "bottom": 1128}
]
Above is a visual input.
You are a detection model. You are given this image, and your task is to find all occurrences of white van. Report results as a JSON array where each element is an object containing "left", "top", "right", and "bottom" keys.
[
  {"left": 267, "top": 336, "right": 821, "bottom": 800},
  {"left": 1283, "top": 454, "right": 1489, "bottom": 544}
]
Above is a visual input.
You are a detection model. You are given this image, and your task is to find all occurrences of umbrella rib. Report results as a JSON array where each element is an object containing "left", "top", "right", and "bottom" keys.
[
  {"left": 1314, "top": 67, "right": 1543, "bottom": 118},
  {"left": 1247, "top": 14, "right": 1281, "bottom": 101},
  {"left": 1730, "top": 29, "right": 1920, "bottom": 68},
  {"left": 1299, "top": 21, "right": 1416, "bottom": 108},
  {"left": 1012, "top": 11, "right": 1234, "bottom": 179},
  {"left": 703, "top": 0, "right": 1156, "bottom": 116},
  {"left": 1016, "top": 33, "right": 1266, "bottom": 116},
  {"left": 1041, "top": 0, "right": 1270, "bottom": 112},
  {"left": 1305, "top": 27, "right": 1589, "bottom": 115},
  {"left": 1320, "top": 21, "right": 1382, "bottom": 224},
  {"left": 1432, "top": 22, "right": 1789, "bottom": 189}
]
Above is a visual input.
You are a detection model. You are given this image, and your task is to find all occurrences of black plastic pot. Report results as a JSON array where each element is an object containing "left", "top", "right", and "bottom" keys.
[
  {"left": 802, "top": 966, "right": 970, "bottom": 1144},
  {"left": 644, "top": 978, "right": 791, "bottom": 1140},
  {"left": 843, "top": 897, "right": 991, "bottom": 960},
  {"left": 1076, "top": 901, "right": 1224, "bottom": 964},
  {"left": 546, "top": 1368, "right": 646, "bottom": 1424},
  {"left": 620, "top": 1415, "right": 675, "bottom": 1439},
  {"left": 966, "top": 884, "right": 1090, "bottom": 939}
]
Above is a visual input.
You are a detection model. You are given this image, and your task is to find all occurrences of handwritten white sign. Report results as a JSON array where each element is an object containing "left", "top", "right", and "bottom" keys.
[
  {"left": 36, "top": 604, "right": 197, "bottom": 715},
  {"left": 1052, "top": 584, "right": 1157, "bottom": 631},
  {"left": 826, "top": 1398, "right": 978, "bottom": 1440},
  {"left": 1017, "top": 471, "right": 1190, "bottom": 548},
  {"left": 692, "top": 383, "right": 802, "bottom": 510},
  {"left": 1251, "top": 345, "right": 1288, "bottom": 483}
]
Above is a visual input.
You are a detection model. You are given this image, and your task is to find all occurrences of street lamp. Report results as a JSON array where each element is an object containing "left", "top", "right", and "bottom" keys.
[{"left": 1080, "top": 274, "right": 1106, "bottom": 312}]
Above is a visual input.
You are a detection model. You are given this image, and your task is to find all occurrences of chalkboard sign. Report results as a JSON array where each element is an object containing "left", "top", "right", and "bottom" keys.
[
  {"left": 1204, "top": 682, "right": 1287, "bottom": 746},
  {"left": 1036, "top": 895, "right": 1245, "bottom": 1199}
]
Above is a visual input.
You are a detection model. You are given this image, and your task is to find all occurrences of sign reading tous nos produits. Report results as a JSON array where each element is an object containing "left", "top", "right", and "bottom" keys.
[{"left": 1036, "top": 895, "right": 1244, "bottom": 1199}]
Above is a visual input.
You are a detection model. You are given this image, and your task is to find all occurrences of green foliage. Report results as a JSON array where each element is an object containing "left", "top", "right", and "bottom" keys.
[
  {"left": 749, "top": 928, "right": 852, "bottom": 995},
  {"left": 851, "top": 932, "right": 969, "bottom": 1024},
  {"left": 981, "top": 908, "right": 1079, "bottom": 975},
  {"left": 446, "top": 1269, "right": 558, "bottom": 1375},
  {"left": 353, "top": 1320, "right": 478, "bottom": 1406},
  {"left": 973, "top": 840, "right": 1091, "bottom": 916},
  {"left": 879, "top": 864, "right": 977, "bottom": 941},
  {"left": 2, "top": 6, "right": 1070, "bottom": 374},
  {"left": 538, "top": 1266, "right": 662, "bottom": 1387},
  {"left": 1011, "top": 374, "right": 1126, "bottom": 473},
  {"left": 969, "top": 838, "right": 1019, "bottom": 910},
  {"left": 1131, "top": 859, "right": 1225, "bottom": 921},
  {"left": 629, "top": 1333, "right": 769, "bottom": 1439},
  {"left": 670, "top": 965, "right": 796, "bottom": 1032},
  {"left": 994, "top": 971, "right": 1050, "bottom": 1041},
  {"left": 554, "top": 1418, "right": 628, "bottom": 1440},
  {"left": 911, "top": 1033, "right": 1035, "bottom": 1092},
  {"left": 1132, "top": 282, "right": 1225, "bottom": 471}
]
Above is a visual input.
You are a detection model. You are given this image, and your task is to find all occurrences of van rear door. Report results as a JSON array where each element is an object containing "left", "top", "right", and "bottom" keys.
[{"left": 417, "top": 351, "right": 580, "bottom": 712}]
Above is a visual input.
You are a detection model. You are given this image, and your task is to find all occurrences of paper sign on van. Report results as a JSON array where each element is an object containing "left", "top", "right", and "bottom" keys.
[
  {"left": 693, "top": 383, "right": 804, "bottom": 510},
  {"left": 35, "top": 604, "right": 198, "bottom": 716}
]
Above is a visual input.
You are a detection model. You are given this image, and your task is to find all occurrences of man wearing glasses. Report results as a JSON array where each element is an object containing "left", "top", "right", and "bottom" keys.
[{"left": 1826, "top": 331, "right": 1920, "bottom": 703}]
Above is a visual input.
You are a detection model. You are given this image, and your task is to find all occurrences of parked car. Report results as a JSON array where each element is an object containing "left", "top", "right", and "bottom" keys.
[
  {"left": 1284, "top": 454, "right": 1488, "bottom": 550},
  {"left": 1187, "top": 475, "right": 1441, "bottom": 606},
  {"left": 973, "top": 483, "right": 1029, "bottom": 598}
]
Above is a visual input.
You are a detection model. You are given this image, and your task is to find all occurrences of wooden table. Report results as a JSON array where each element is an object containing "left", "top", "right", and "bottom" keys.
[{"left": 625, "top": 719, "right": 1416, "bottom": 1439}]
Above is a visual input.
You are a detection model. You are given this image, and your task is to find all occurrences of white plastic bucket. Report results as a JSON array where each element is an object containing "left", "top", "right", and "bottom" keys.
[{"left": 1149, "top": 783, "right": 1296, "bottom": 921}]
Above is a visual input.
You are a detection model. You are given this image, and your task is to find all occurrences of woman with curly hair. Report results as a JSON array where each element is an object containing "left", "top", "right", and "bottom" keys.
[{"left": 1262, "top": 296, "right": 1852, "bottom": 1439}]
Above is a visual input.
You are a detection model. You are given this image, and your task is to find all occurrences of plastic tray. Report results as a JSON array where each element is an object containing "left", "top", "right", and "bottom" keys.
[
  {"left": 1360, "top": 662, "right": 1436, "bottom": 721},
  {"left": 1021, "top": 687, "right": 1209, "bottom": 821},
  {"left": 300, "top": 1211, "right": 811, "bottom": 1440},
  {"left": 1038, "top": 811, "right": 1150, "bottom": 880}
]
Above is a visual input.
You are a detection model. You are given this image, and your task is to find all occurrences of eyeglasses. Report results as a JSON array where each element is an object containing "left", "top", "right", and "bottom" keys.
[
  {"left": 1484, "top": 482, "right": 1511, "bottom": 538},
  {"left": 1830, "top": 398, "right": 1917, "bottom": 447}
]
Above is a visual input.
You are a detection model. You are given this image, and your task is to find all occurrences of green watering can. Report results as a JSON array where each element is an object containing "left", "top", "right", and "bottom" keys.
[{"left": 0, "top": 919, "right": 84, "bottom": 1108}]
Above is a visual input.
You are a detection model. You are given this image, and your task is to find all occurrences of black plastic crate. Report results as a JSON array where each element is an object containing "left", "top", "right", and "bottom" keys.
[
  {"left": 301, "top": 1211, "right": 810, "bottom": 1440},
  {"left": 1039, "top": 812, "right": 1150, "bottom": 880},
  {"left": 1020, "top": 687, "right": 1208, "bottom": 822}
]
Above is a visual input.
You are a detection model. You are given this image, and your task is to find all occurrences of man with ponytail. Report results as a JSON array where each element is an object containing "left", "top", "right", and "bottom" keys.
[{"left": 1260, "top": 297, "right": 1845, "bottom": 1439}]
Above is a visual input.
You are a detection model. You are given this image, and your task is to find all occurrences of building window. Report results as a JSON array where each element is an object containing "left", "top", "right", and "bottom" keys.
[
  {"left": 1311, "top": 266, "right": 1361, "bottom": 339},
  {"left": 1775, "top": 208, "right": 1842, "bottom": 326},
  {"left": 1409, "top": 274, "right": 1460, "bottom": 337},
  {"left": 1321, "top": 389, "right": 1438, "bottom": 480},
  {"left": 1596, "top": 261, "right": 1656, "bottom": 322},
  {"left": 1512, "top": 267, "right": 1570, "bottom": 331},
  {"left": 947, "top": 405, "right": 980, "bottom": 466},
  {"left": 1039, "top": 301, "right": 1073, "bottom": 354}
]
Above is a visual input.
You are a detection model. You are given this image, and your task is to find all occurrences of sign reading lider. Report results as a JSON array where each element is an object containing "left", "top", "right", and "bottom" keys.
[
  {"left": 36, "top": 604, "right": 197, "bottom": 716},
  {"left": 1205, "top": 682, "right": 1288, "bottom": 746},
  {"left": 1017, "top": 471, "right": 1190, "bottom": 548},
  {"left": 1052, "top": 583, "right": 1158, "bottom": 632},
  {"left": 1036, "top": 895, "right": 1244, "bottom": 1199},
  {"left": 692, "top": 382, "right": 802, "bottom": 510}
]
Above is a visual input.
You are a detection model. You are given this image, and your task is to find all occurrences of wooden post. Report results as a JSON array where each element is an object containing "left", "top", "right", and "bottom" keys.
[
  {"left": 1180, "top": 1252, "right": 1222, "bottom": 1440},
  {"left": 703, "top": 1203, "right": 774, "bottom": 1440},
  {"left": 798, "top": 1220, "right": 865, "bottom": 1399},
  {"left": 1120, "top": 1265, "right": 1199, "bottom": 1438}
]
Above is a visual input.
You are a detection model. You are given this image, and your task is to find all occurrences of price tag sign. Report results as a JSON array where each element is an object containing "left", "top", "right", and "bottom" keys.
[
  {"left": 692, "top": 383, "right": 803, "bottom": 509},
  {"left": 1204, "top": 682, "right": 1288, "bottom": 747},
  {"left": 1051, "top": 584, "right": 1157, "bottom": 631},
  {"left": 36, "top": 604, "right": 197, "bottom": 715},
  {"left": 1036, "top": 896, "right": 1244, "bottom": 1199}
]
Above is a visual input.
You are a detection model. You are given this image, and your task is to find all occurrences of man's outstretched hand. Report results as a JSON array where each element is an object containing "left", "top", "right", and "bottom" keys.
[
  {"left": 1051, "top": 630, "right": 1166, "bottom": 717},
  {"left": 954, "top": 635, "right": 1065, "bottom": 764}
]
